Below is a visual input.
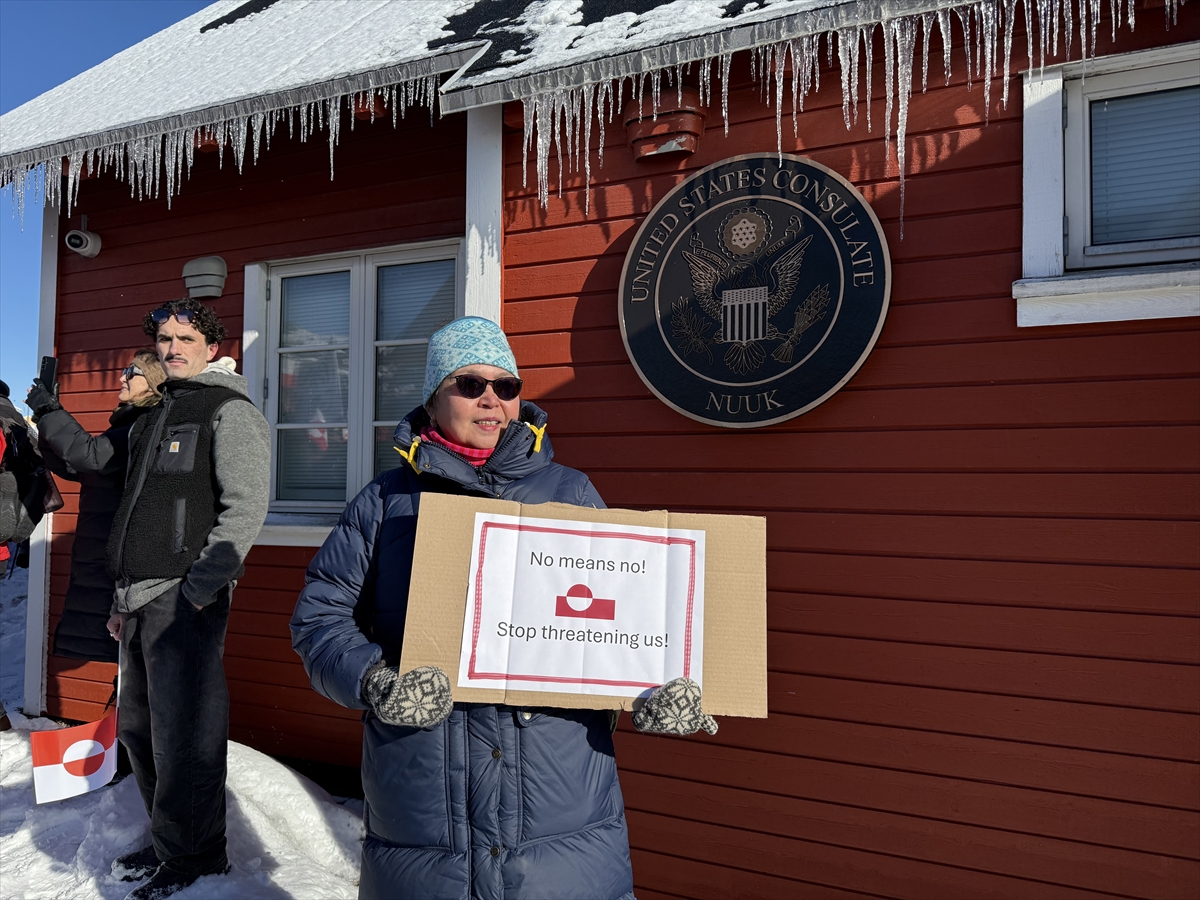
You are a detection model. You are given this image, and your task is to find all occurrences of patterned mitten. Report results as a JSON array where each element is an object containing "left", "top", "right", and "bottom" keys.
[
  {"left": 362, "top": 662, "right": 453, "bottom": 728},
  {"left": 632, "top": 677, "right": 718, "bottom": 736}
]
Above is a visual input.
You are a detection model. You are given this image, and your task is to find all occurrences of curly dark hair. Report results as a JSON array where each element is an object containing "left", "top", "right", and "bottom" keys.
[{"left": 142, "top": 297, "right": 227, "bottom": 346}]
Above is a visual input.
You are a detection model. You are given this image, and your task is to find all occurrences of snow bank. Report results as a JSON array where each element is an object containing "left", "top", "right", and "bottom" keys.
[{"left": 0, "top": 564, "right": 365, "bottom": 900}]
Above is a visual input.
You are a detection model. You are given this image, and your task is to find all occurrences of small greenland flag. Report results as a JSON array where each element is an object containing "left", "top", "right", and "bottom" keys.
[{"left": 31, "top": 706, "right": 118, "bottom": 804}]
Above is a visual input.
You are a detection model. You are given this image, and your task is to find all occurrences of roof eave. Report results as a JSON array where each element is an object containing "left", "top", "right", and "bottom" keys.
[
  {"left": 0, "top": 42, "right": 486, "bottom": 172},
  {"left": 438, "top": 0, "right": 958, "bottom": 113}
]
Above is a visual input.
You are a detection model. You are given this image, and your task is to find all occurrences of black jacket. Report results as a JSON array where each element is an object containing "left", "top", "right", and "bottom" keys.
[{"left": 38, "top": 403, "right": 154, "bottom": 661}]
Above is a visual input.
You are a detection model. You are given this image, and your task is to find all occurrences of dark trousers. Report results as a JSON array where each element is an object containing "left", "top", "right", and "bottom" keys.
[{"left": 119, "top": 582, "right": 231, "bottom": 873}]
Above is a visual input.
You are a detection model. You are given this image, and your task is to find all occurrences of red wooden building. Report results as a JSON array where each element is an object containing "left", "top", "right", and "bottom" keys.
[{"left": 2, "top": 0, "right": 1197, "bottom": 895}]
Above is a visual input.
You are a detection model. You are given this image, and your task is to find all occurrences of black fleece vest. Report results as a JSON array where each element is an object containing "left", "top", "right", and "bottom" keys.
[{"left": 106, "top": 382, "right": 248, "bottom": 582}]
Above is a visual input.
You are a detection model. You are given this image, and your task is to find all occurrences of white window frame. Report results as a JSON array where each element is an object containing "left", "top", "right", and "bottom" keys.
[
  {"left": 1065, "top": 57, "right": 1199, "bottom": 269},
  {"left": 245, "top": 238, "right": 464, "bottom": 524},
  {"left": 1013, "top": 42, "right": 1200, "bottom": 327},
  {"left": 243, "top": 105, "right": 503, "bottom": 544}
]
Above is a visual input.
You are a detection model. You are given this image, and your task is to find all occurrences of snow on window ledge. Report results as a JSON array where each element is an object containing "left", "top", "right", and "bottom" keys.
[
  {"left": 256, "top": 512, "right": 339, "bottom": 547},
  {"left": 1012, "top": 262, "right": 1200, "bottom": 327}
]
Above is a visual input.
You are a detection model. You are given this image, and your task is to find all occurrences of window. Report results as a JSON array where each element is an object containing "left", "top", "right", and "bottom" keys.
[
  {"left": 1014, "top": 43, "right": 1200, "bottom": 327},
  {"left": 1064, "top": 57, "right": 1199, "bottom": 269},
  {"left": 265, "top": 241, "right": 461, "bottom": 509}
]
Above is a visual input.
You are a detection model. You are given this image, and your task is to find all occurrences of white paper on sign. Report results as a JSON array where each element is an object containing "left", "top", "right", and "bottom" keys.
[{"left": 457, "top": 512, "right": 705, "bottom": 698}]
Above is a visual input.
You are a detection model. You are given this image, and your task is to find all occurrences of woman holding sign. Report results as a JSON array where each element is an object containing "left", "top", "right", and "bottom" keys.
[{"left": 291, "top": 317, "right": 715, "bottom": 899}]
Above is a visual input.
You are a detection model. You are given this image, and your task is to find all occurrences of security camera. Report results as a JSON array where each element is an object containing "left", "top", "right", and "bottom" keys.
[{"left": 65, "top": 229, "right": 102, "bottom": 258}]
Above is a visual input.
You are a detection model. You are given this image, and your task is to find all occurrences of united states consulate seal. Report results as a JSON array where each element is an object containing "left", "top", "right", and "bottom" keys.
[{"left": 618, "top": 154, "right": 891, "bottom": 428}]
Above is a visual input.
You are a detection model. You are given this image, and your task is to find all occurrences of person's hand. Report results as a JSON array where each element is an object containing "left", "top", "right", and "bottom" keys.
[
  {"left": 106, "top": 614, "right": 125, "bottom": 642},
  {"left": 632, "top": 677, "right": 718, "bottom": 736},
  {"left": 362, "top": 662, "right": 453, "bottom": 728},
  {"left": 25, "top": 380, "right": 60, "bottom": 420}
]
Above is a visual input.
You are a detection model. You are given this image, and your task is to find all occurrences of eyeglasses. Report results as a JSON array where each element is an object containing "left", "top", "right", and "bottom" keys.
[
  {"left": 452, "top": 374, "right": 523, "bottom": 402},
  {"left": 121, "top": 364, "right": 145, "bottom": 381},
  {"left": 150, "top": 307, "right": 197, "bottom": 327}
]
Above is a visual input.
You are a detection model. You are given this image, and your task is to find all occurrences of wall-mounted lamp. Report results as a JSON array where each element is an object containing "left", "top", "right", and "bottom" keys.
[
  {"left": 354, "top": 93, "right": 388, "bottom": 121},
  {"left": 624, "top": 87, "right": 708, "bottom": 161},
  {"left": 182, "top": 256, "right": 228, "bottom": 299},
  {"left": 194, "top": 130, "right": 221, "bottom": 153}
]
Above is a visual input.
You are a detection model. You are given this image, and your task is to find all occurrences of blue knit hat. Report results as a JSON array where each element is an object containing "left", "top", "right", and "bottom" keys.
[{"left": 423, "top": 317, "right": 519, "bottom": 405}]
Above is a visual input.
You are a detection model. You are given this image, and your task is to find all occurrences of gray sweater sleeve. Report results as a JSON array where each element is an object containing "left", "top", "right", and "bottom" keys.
[{"left": 181, "top": 399, "right": 270, "bottom": 606}]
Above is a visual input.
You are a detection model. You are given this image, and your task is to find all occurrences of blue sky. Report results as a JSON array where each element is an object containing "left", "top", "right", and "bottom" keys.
[{"left": 0, "top": 0, "right": 209, "bottom": 410}]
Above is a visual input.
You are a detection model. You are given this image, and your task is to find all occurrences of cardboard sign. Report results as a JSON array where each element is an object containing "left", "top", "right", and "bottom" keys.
[
  {"left": 401, "top": 493, "right": 767, "bottom": 717},
  {"left": 456, "top": 512, "right": 706, "bottom": 698}
]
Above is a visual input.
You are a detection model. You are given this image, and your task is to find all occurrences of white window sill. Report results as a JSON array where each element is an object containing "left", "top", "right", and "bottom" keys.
[
  {"left": 1012, "top": 262, "right": 1200, "bottom": 328},
  {"left": 255, "top": 512, "right": 339, "bottom": 546}
]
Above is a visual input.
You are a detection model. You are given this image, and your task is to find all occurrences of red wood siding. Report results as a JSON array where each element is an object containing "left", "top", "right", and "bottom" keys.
[
  {"left": 44, "top": 108, "right": 467, "bottom": 768},
  {"left": 501, "top": 12, "right": 1199, "bottom": 900}
]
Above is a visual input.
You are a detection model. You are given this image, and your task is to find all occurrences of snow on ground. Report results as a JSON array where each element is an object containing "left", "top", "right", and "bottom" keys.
[{"left": 0, "top": 560, "right": 365, "bottom": 899}]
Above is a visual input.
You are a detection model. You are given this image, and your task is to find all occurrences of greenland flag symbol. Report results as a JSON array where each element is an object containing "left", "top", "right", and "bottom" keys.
[
  {"left": 555, "top": 584, "right": 616, "bottom": 620},
  {"left": 30, "top": 707, "right": 118, "bottom": 804}
]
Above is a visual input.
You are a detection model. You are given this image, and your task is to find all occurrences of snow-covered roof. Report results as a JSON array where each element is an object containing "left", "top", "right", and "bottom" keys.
[{"left": 1, "top": 0, "right": 1180, "bottom": 219}]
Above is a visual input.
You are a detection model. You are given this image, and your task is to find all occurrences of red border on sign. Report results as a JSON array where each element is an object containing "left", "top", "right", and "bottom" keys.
[{"left": 466, "top": 521, "right": 697, "bottom": 687}]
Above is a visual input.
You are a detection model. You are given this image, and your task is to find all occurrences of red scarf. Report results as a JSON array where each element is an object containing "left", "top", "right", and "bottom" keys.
[{"left": 421, "top": 427, "right": 494, "bottom": 467}]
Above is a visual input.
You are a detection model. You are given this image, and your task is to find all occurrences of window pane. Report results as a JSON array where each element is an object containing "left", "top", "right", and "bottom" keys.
[
  {"left": 376, "top": 260, "right": 455, "bottom": 341},
  {"left": 1091, "top": 86, "right": 1200, "bottom": 245},
  {"left": 375, "top": 425, "right": 404, "bottom": 477},
  {"left": 281, "top": 271, "right": 350, "bottom": 346},
  {"left": 277, "top": 428, "right": 347, "bottom": 501},
  {"left": 278, "top": 349, "right": 348, "bottom": 424},
  {"left": 375, "top": 344, "right": 427, "bottom": 421}
]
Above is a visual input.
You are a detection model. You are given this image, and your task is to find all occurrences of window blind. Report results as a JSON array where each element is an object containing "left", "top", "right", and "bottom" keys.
[
  {"left": 374, "top": 259, "right": 457, "bottom": 477},
  {"left": 277, "top": 270, "right": 352, "bottom": 501},
  {"left": 1091, "top": 85, "right": 1200, "bottom": 245},
  {"left": 376, "top": 260, "right": 455, "bottom": 341},
  {"left": 281, "top": 271, "right": 350, "bottom": 346}
]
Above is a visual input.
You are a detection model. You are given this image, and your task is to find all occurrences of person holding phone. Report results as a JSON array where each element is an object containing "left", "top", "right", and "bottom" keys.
[{"left": 25, "top": 350, "right": 166, "bottom": 662}]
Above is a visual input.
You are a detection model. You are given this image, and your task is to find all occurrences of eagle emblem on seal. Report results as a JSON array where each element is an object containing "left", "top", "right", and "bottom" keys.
[{"left": 671, "top": 207, "right": 832, "bottom": 375}]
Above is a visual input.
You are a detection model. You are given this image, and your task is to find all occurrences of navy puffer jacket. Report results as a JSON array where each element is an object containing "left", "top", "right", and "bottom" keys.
[{"left": 291, "top": 402, "right": 635, "bottom": 900}]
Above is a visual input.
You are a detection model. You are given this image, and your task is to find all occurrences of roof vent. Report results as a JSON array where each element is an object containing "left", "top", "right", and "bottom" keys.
[{"left": 182, "top": 256, "right": 228, "bottom": 299}]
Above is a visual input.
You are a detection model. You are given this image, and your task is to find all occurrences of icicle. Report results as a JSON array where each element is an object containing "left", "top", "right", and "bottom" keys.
[
  {"left": 883, "top": 19, "right": 895, "bottom": 166},
  {"left": 863, "top": 24, "right": 875, "bottom": 134},
  {"left": 837, "top": 29, "right": 858, "bottom": 128},
  {"left": 774, "top": 41, "right": 787, "bottom": 158},
  {"left": 980, "top": 0, "right": 997, "bottom": 121},
  {"left": 521, "top": 96, "right": 535, "bottom": 190},
  {"left": 957, "top": 6, "right": 974, "bottom": 91},
  {"left": 719, "top": 52, "right": 732, "bottom": 135},
  {"left": 1002, "top": 0, "right": 1017, "bottom": 107},
  {"left": 582, "top": 83, "right": 595, "bottom": 216},
  {"left": 937, "top": 9, "right": 953, "bottom": 85},
  {"left": 893, "top": 17, "right": 917, "bottom": 240},
  {"left": 920, "top": 13, "right": 933, "bottom": 92},
  {"left": 327, "top": 96, "right": 340, "bottom": 180}
]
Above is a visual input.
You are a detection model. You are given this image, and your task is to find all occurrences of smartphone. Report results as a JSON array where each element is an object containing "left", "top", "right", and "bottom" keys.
[{"left": 39, "top": 355, "right": 58, "bottom": 387}]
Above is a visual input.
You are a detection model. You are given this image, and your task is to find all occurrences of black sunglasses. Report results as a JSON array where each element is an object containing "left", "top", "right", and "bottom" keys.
[
  {"left": 452, "top": 374, "right": 523, "bottom": 402},
  {"left": 121, "top": 364, "right": 145, "bottom": 380},
  {"left": 150, "top": 307, "right": 197, "bottom": 327}
]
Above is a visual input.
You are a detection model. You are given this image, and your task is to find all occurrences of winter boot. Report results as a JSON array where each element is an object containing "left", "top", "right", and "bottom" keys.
[
  {"left": 123, "top": 857, "right": 230, "bottom": 900},
  {"left": 111, "top": 846, "right": 159, "bottom": 882}
]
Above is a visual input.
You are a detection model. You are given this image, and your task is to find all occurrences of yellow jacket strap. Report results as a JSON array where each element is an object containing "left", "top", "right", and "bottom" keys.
[
  {"left": 393, "top": 436, "right": 423, "bottom": 473},
  {"left": 526, "top": 421, "right": 547, "bottom": 454}
]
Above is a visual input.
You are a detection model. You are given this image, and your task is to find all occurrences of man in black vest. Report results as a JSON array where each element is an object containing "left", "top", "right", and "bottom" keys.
[{"left": 105, "top": 299, "right": 269, "bottom": 900}]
